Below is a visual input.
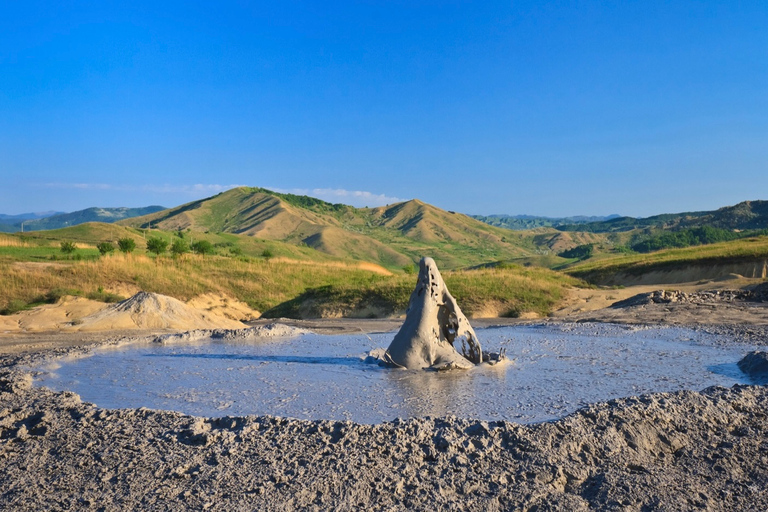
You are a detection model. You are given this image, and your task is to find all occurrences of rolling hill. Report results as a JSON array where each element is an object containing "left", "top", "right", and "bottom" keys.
[{"left": 120, "top": 187, "right": 539, "bottom": 269}]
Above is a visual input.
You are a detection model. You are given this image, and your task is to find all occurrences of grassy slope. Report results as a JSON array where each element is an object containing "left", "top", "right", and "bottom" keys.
[
  {"left": 564, "top": 235, "right": 768, "bottom": 281},
  {"left": 0, "top": 228, "right": 585, "bottom": 318},
  {"left": 3, "top": 224, "right": 345, "bottom": 263},
  {"left": 265, "top": 265, "right": 583, "bottom": 319}
]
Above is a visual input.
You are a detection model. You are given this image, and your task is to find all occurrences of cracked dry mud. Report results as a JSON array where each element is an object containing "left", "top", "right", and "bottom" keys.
[{"left": 1, "top": 332, "right": 768, "bottom": 511}]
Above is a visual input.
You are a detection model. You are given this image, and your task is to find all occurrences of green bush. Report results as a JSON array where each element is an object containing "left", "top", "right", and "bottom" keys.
[
  {"left": 146, "top": 237, "right": 169, "bottom": 256},
  {"left": 117, "top": 238, "right": 136, "bottom": 254},
  {"left": 87, "top": 287, "right": 125, "bottom": 303},
  {"left": 0, "top": 299, "right": 29, "bottom": 316},
  {"left": 261, "top": 248, "right": 274, "bottom": 260},
  {"left": 170, "top": 239, "right": 190, "bottom": 257},
  {"left": 191, "top": 240, "right": 214, "bottom": 256},
  {"left": 60, "top": 241, "right": 77, "bottom": 254},
  {"left": 97, "top": 242, "right": 115, "bottom": 256}
]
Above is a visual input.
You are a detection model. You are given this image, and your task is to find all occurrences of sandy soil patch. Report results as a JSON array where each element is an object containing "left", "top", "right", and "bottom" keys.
[
  {"left": 0, "top": 292, "right": 246, "bottom": 335},
  {"left": 0, "top": 296, "right": 105, "bottom": 333},
  {"left": 552, "top": 276, "right": 766, "bottom": 317},
  {"left": 186, "top": 293, "right": 260, "bottom": 321},
  {"left": 74, "top": 292, "right": 246, "bottom": 331}
]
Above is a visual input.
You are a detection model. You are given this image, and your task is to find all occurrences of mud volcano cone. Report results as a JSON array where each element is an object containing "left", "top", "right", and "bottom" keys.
[{"left": 385, "top": 257, "right": 481, "bottom": 370}]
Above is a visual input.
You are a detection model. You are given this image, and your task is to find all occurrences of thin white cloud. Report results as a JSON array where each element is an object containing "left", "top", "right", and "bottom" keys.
[
  {"left": 37, "top": 182, "right": 404, "bottom": 207},
  {"left": 40, "top": 183, "right": 243, "bottom": 195},
  {"left": 272, "top": 187, "right": 405, "bottom": 207}
]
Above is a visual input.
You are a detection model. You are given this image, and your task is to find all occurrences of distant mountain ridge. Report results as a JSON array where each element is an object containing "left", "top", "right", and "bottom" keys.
[
  {"left": 472, "top": 214, "right": 621, "bottom": 230},
  {"left": 0, "top": 206, "right": 166, "bottom": 233},
  {"left": 555, "top": 200, "right": 768, "bottom": 233},
  {"left": 0, "top": 211, "right": 63, "bottom": 221}
]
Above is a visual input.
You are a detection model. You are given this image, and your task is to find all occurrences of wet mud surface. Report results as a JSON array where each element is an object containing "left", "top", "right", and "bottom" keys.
[
  {"left": 37, "top": 324, "right": 761, "bottom": 424},
  {"left": 1, "top": 322, "right": 768, "bottom": 510}
]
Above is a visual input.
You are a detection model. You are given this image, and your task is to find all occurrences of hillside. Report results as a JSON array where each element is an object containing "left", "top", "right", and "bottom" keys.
[
  {"left": 564, "top": 235, "right": 768, "bottom": 285},
  {"left": 0, "top": 206, "right": 166, "bottom": 233},
  {"left": 555, "top": 200, "right": 768, "bottom": 233},
  {"left": 473, "top": 213, "right": 620, "bottom": 230},
  {"left": 120, "top": 187, "right": 539, "bottom": 269}
]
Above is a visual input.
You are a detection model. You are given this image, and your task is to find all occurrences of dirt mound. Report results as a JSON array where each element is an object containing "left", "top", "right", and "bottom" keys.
[{"left": 75, "top": 292, "right": 246, "bottom": 331}]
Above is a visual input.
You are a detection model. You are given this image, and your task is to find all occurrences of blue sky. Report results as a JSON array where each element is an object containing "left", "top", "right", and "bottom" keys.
[{"left": 2, "top": 1, "right": 767, "bottom": 217}]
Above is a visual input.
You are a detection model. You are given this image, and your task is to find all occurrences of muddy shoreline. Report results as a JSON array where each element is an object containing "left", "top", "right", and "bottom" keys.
[{"left": 2, "top": 304, "right": 768, "bottom": 510}]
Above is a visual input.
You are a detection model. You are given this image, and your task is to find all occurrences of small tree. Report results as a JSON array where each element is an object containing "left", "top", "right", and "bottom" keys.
[
  {"left": 261, "top": 248, "right": 274, "bottom": 260},
  {"left": 60, "top": 241, "right": 77, "bottom": 254},
  {"left": 117, "top": 238, "right": 136, "bottom": 254},
  {"left": 146, "top": 237, "right": 169, "bottom": 257},
  {"left": 97, "top": 242, "right": 115, "bottom": 256},
  {"left": 170, "top": 238, "right": 190, "bottom": 257},
  {"left": 190, "top": 240, "right": 214, "bottom": 256}
]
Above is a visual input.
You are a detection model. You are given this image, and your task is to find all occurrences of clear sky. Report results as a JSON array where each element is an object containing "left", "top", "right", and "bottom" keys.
[{"left": 2, "top": 1, "right": 767, "bottom": 217}]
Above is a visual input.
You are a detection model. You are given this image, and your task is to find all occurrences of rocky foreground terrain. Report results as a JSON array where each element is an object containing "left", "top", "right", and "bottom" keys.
[{"left": 1, "top": 328, "right": 767, "bottom": 511}]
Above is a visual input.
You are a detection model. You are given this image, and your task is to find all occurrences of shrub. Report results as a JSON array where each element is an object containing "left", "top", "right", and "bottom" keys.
[
  {"left": 87, "top": 287, "right": 125, "bottom": 303},
  {"left": 97, "top": 242, "right": 115, "bottom": 256},
  {"left": 1, "top": 299, "right": 29, "bottom": 315},
  {"left": 170, "top": 239, "right": 190, "bottom": 257},
  {"left": 191, "top": 240, "right": 214, "bottom": 256},
  {"left": 261, "top": 248, "right": 274, "bottom": 260},
  {"left": 60, "top": 241, "right": 77, "bottom": 254},
  {"left": 146, "top": 237, "right": 169, "bottom": 256},
  {"left": 117, "top": 238, "right": 136, "bottom": 254}
]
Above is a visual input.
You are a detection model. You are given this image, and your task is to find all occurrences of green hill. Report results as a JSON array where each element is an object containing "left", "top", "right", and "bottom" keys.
[
  {"left": 120, "top": 187, "right": 539, "bottom": 269},
  {"left": 554, "top": 200, "right": 768, "bottom": 233}
]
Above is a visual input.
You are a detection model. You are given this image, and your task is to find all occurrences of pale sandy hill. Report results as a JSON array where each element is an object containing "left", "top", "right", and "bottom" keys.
[
  {"left": 0, "top": 296, "right": 105, "bottom": 333},
  {"left": 75, "top": 292, "right": 246, "bottom": 331},
  {"left": 0, "top": 292, "right": 247, "bottom": 334}
]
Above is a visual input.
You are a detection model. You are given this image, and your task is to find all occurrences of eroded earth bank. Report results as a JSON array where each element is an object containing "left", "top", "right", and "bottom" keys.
[{"left": 1, "top": 325, "right": 767, "bottom": 511}]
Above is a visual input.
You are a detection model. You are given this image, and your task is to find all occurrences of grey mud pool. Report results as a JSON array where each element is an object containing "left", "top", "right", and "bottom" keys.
[{"left": 35, "top": 323, "right": 762, "bottom": 424}]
